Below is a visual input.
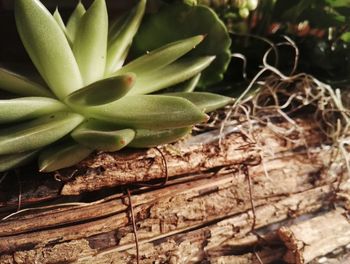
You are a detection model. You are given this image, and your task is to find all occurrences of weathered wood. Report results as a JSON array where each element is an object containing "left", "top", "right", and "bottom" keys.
[
  {"left": 0, "top": 142, "right": 339, "bottom": 254},
  {"left": 61, "top": 118, "right": 324, "bottom": 195},
  {"left": 0, "top": 117, "right": 348, "bottom": 263},
  {"left": 0, "top": 183, "right": 336, "bottom": 263},
  {"left": 0, "top": 117, "right": 322, "bottom": 212},
  {"left": 279, "top": 209, "right": 350, "bottom": 264}
]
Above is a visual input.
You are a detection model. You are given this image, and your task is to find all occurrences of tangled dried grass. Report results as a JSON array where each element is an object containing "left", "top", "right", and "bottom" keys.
[
  {"left": 195, "top": 39, "right": 350, "bottom": 257},
  {"left": 196, "top": 36, "right": 350, "bottom": 192}
]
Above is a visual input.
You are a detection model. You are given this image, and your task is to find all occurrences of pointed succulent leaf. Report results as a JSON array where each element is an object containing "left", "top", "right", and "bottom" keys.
[
  {"left": 38, "top": 139, "right": 92, "bottom": 172},
  {"left": 15, "top": 0, "right": 83, "bottom": 99},
  {"left": 178, "top": 73, "right": 201, "bottom": 92},
  {"left": 168, "top": 73, "right": 201, "bottom": 93},
  {"left": 53, "top": 8, "right": 66, "bottom": 34},
  {"left": 53, "top": 8, "right": 73, "bottom": 46},
  {"left": 0, "top": 112, "right": 84, "bottom": 155},
  {"left": 0, "top": 97, "right": 68, "bottom": 123},
  {"left": 65, "top": 73, "right": 135, "bottom": 107},
  {"left": 66, "top": 1, "right": 86, "bottom": 43},
  {"left": 0, "top": 68, "right": 53, "bottom": 97},
  {"left": 115, "top": 35, "right": 204, "bottom": 77},
  {"left": 128, "top": 56, "right": 215, "bottom": 95},
  {"left": 129, "top": 127, "right": 192, "bottom": 148},
  {"left": 0, "top": 150, "right": 39, "bottom": 172},
  {"left": 73, "top": 0, "right": 108, "bottom": 85},
  {"left": 71, "top": 121, "right": 135, "bottom": 152},
  {"left": 164, "top": 92, "right": 232, "bottom": 112},
  {"left": 106, "top": 0, "right": 146, "bottom": 74},
  {"left": 86, "top": 95, "right": 208, "bottom": 129},
  {"left": 131, "top": 3, "right": 231, "bottom": 87}
]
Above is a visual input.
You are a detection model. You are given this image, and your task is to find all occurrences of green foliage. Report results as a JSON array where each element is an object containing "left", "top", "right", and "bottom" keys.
[
  {"left": 0, "top": 0, "right": 231, "bottom": 172},
  {"left": 201, "top": 0, "right": 350, "bottom": 87},
  {"left": 131, "top": 2, "right": 231, "bottom": 87}
]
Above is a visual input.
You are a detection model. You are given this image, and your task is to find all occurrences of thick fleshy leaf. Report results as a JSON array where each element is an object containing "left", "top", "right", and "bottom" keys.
[
  {"left": 53, "top": 8, "right": 66, "bottom": 34},
  {"left": 178, "top": 73, "right": 201, "bottom": 92},
  {"left": 0, "top": 68, "right": 53, "bottom": 97},
  {"left": 15, "top": 0, "right": 83, "bottom": 99},
  {"left": 0, "top": 97, "right": 67, "bottom": 123},
  {"left": 38, "top": 140, "right": 92, "bottom": 172},
  {"left": 0, "top": 150, "right": 39, "bottom": 172},
  {"left": 115, "top": 35, "right": 204, "bottom": 76},
  {"left": 0, "top": 112, "right": 84, "bottom": 155},
  {"left": 129, "top": 127, "right": 192, "bottom": 148},
  {"left": 86, "top": 95, "right": 208, "bottom": 129},
  {"left": 128, "top": 56, "right": 215, "bottom": 95},
  {"left": 131, "top": 3, "right": 231, "bottom": 87},
  {"left": 106, "top": 0, "right": 146, "bottom": 74},
  {"left": 164, "top": 92, "right": 232, "bottom": 112},
  {"left": 53, "top": 8, "right": 73, "bottom": 46},
  {"left": 66, "top": 1, "right": 86, "bottom": 43},
  {"left": 71, "top": 121, "right": 135, "bottom": 151},
  {"left": 65, "top": 73, "right": 135, "bottom": 107},
  {"left": 167, "top": 73, "right": 201, "bottom": 93},
  {"left": 73, "top": 0, "right": 108, "bottom": 85}
]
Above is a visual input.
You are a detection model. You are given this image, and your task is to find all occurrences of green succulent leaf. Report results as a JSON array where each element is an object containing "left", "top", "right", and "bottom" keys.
[
  {"left": 129, "top": 127, "right": 192, "bottom": 148},
  {"left": 53, "top": 8, "right": 67, "bottom": 35},
  {"left": 2, "top": 0, "right": 230, "bottom": 173},
  {"left": 87, "top": 95, "right": 208, "bottom": 129},
  {"left": 0, "top": 68, "right": 53, "bottom": 97},
  {"left": 0, "top": 150, "right": 39, "bottom": 172},
  {"left": 168, "top": 73, "right": 201, "bottom": 93},
  {"left": 129, "top": 56, "right": 215, "bottom": 95},
  {"left": 0, "top": 112, "right": 84, "bottom": 155},
  {"left": 131, "top": 3, "right": 231, "bottom": 87},
  {"left": 38, "top": 139, "right": 92, "bottom": 172},
  {"left": 164, "top": 92, "right": 232, "bottom": 112},
  {"left": 115, "top": 35, "right": 205, "bottom": 76},
  {"left": 66, "top": 1, "right": 86, "bottom": 44},
  {"left": 65, "top": 73, "right": 135, "bottom": 107},
  {"left": 106, "top": 0, "right": 146, "bottom": 74},
  {"left": 15, "top": 0, "right": 83, "bottom": 99},
  {"left": 0, "top": 97, "right": 68, "bottom": 123},
  {"left": 71, "top": 121, "right": 135, "bottom": 152},
  {"left": 73, "top": 0, "right": 108, "bottom": 85}
]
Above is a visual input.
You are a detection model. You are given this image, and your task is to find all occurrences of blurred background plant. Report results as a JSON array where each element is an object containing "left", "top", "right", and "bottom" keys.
[{"left": 195, "top": 0, "right": 350, "bottom": 95}]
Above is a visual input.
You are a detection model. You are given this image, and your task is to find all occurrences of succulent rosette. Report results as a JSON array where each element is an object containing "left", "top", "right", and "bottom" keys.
[{"left": 0, "top": 0, "right": 232, "bottom": 172}]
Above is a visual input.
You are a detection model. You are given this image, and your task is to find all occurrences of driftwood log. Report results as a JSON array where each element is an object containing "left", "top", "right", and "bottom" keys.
[{"left": 0, "top": 116, "right": 349, "bottom": 264}]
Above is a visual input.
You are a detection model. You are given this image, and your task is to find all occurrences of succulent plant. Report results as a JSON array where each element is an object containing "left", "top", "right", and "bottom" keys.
[{"left": 0, "top": 0, "right": 231, "bottom": 173}]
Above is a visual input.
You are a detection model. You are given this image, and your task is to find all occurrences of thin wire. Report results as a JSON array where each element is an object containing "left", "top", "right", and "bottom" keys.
[{"left": 127, "top": 189, "right": 140, "bottom": 264}]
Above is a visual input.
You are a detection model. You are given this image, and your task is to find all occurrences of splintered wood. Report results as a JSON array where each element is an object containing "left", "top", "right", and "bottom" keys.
[{"left": 0, "top": 117, "right": 349, "bottom": 264}]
